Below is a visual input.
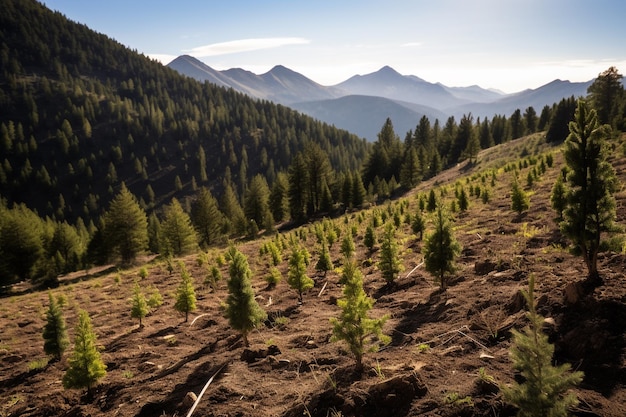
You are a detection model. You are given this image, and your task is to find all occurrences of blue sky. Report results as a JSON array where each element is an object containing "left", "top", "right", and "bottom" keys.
[{"left": 41, "top": 0, "right": 626, "bottom": 93}]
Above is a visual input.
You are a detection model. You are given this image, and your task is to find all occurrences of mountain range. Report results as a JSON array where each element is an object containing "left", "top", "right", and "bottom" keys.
[{"left": 168, "top": 55, "right": 593, "bottom": 141}]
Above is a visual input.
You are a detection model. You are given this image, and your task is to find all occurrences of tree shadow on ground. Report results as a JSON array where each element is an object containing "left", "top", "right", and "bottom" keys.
[
  {"left": 136, "top": 358, "right": 228, "bottom": 417},
  {"left": 556, "top": 296, "right": 626, "bottom": 397},
  {"left": 390, "top": 289, "right": 451, "bottom": 346}
]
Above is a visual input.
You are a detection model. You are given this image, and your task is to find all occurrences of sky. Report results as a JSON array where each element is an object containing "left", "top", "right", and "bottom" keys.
[{"left": 41, "top": 0, "right": 626, "bottom": 93}]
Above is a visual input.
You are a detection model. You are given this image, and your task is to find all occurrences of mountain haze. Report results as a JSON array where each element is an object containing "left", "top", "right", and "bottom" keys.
[
  {"left": 291, "top": 95, "right": 446, "bottom": 141},
  {"left": 168, "top": 55, "right": 343, "bottom": 104},
  {"left": 170, "top": 57, "right": 595, "bottom": 140}
]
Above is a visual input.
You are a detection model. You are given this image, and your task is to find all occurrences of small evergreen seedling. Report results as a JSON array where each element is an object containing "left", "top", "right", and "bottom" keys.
[
  {"left": 423, "top": 206, "right": 461, "bottom": 290},
  {"left": 43, "top": 291, "right": 69, "bottom": 361},
  {"left": 331, "top": 258, "right": 390, "bottom": 371},
  {"left": 411, "top": 210, "right": 425, "bottom": 240},
  {"left": 364, "top": 225, "right": 376, "bottom": 253},
  {"left": 62, "top": 310, "right": 106, "bottom": 396},
  {"left": 503, "top": 275, "right": 583, "bottom": 417},
  {"left": 174, "top": 262, "right": 197, "bottom": 322},
  {"left": 288, "top": 245, "right": 314, "bottom": 303},
  {"left": 315, "top": 239, "right": 334, "bottom": 277},
  {"left": 550, "top": 174, "right": 567, "bottom": 220},
  {"left": 130, "top": 280, "right": 149, "bottom": 327},
  {"left": 225, "top": 246, "right": 267, "bottom": 346},
  {"left": 511, "top": 176, "right": 530, "bottom": 214},
  {"left": 378, "top": 222, "right": 402, "bottom": 285},
  {"left": 340, "top": 231, "right": 356, "bottom": 258}
]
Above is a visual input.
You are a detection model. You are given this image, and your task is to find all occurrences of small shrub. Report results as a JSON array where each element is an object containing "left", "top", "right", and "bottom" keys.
[
  {"left": 265, "top": 266, "right": 282, "bottom": 287},
  {"left": 28, "top": 357, "right": 49, "bottom": 371},
  {"left": 147, "top": 286, "right": 163, "bottom": 308},
  {"left": 138, "top": 267, "right": 148, "bottom": 279}
]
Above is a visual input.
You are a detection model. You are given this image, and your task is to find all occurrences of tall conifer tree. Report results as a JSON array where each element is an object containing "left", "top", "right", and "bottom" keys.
[
  {"left": 103, "top": 183, "right": 148, "bottom": 264},
  {"left": 560, "top": 100, "right": 618, "bottom": 284}
]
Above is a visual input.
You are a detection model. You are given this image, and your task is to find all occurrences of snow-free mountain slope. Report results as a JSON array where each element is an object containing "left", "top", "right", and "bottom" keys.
[
  {"left": 291, "top": 95, "right": 446, "bottom": 141},
  {"left": 334, "top": 65, "right": 464, "bottom": 109}
]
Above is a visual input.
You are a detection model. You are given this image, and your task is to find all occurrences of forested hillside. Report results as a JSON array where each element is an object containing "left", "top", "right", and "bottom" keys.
[
  {"left": 1, "top": 0, "right": 625, "bottom": 289},
  {"left": 0, "top": 0, "right": 368, "bottom": 225}
]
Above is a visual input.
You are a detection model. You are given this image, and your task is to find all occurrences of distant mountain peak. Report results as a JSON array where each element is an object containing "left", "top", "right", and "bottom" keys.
[{"left": 378, "top": 65, "right": 400, "bottom": 74}]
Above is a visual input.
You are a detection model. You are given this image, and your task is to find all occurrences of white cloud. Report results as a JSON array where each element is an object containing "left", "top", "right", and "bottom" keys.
[
  {"left": 401, "top": 42, "right": 423, "bottom": 48},
  {"left": 184, "top": 37, "right": 310, "bottom": 57},
  {"left": 145, "top": 53, "right": 178, "bottom": 65}
]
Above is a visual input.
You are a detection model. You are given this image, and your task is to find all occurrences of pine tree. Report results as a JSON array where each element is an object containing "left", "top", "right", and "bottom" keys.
[
  {"left": 587, "top": 66, "right": 624, "bottom": 126},
  {"left": 161, "top": 198, "right": 198, "bottom": 256},
  {"left": 423, "top": 206, "right": 461, "bottom": 290},
  {"left": 288, "top": 245, "right": 314, "bottom": 303},
  {"left": 315, "top": 239, "right": 334, "bottom": 277},
  {"left": 244, "top": 174, "right": 274, "bottom": 232},
  {"left": 331, "top": 258, "right": 390, "bottom": 370},
  {"left": 130, "top": 280, "right": 149, "bottom": 327},
  {"left": 364, "top": 225, "right": 376, "bottom": 253},
  {"left": 190, "top": 187, "right": 223, "bottom": 248},
  {"left": 560, "top": 100, "right": 618, "bottom": 284},
  {"left": 503, "top": 275, "right": 583, "bottom": 417},
  {"left": 43, "top": 291, "right": 69, "bottom": 361},
  {"left": 103, "top": 183, "right": 148, "bottom": 264},
  {"left": 340, "top": 230, "right": 356, "bottom": 258},
  {"left": 174, "top": 262, "right": 197, "bottom": 322},
  {"left": 411, "top": 210, "right": 425, "bottom": 240},
  {"left": 378, "top": 222, "right": 402, "bottom": 285},
  {"left": 62, "top": 310, "right": 107, "bottom": 396},
  {"left": 268, "top": 173, "right": 289, "bottom": 223},
  {"left": 458, "top": 187, "right": 469, "bottom": 212},
  {"left": 550, "top": 174, "right": 567, "bottom": 220},
  {"left": 427, "top": 189, "right": 438, "bottom": 212},
  {"left": 511, "top": 176, "right": 530, "bottom": 214},
  {"left": 225, "top": 246, "right": 267, "bottom": 346}
]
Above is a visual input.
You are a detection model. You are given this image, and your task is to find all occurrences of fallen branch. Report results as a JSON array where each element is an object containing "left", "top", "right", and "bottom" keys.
[
  {"left": 186, "top": 362, "right": 229, "bottom": 417},
  {"left": 189, "top": 313, "right": 209, "bottom": 327},
  {"left": 405, "top": 261, "right": 424, "bottom": 279},
  {"left": 418, "top": 325, "right": 492, "bottom": 353},
  {"left": 317, "top": 281, "right": 328, "bottom": 297}
]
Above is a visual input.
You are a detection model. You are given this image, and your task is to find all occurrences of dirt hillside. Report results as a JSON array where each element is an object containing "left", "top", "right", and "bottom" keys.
[{"left": 2, "top": 133, "right": 626, "bottom": 417}]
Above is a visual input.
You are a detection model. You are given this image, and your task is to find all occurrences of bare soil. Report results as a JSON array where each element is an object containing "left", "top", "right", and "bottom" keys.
[{"left": 2, "top": 135, "right": 626, "bottom": 417}]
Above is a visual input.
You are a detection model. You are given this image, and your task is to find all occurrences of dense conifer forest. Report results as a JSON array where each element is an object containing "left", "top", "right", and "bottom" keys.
[{"left": 1, "top": 0, "right": 625, "bottom": 288}]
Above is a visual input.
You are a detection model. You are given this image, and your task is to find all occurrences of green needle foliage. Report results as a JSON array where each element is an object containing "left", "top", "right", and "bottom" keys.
[
  {"left": 161, "top": 198, "right": 199, "bottom": 256},
  {"left": 378, "top": 222, "right": 402, "bottom": 285},
  {"left": 103, "top": 183, "right": 148, "bottom": 264},
  {"left": 423, "top": 206, "right": 461, "bottom": 290},
  {"left": 550, "top": 174, "right": 567, "bottom": 220},
  {"left": 411, "top": 210, "right": 425, "bottom": 240},
  {"left": 43, "top": 291, "right": 69, "bottom": 361},
  {"left": 331, "top": 258, "right": 390, "bottom": 371},
  {"left": 503, "top": 275, "right": 583, "bottom": 417},
  {"left": 62, "top": 310, "right": 107, "bottom": 396},
  {"left": 560, "top": 100, "right": 618, "bottom": 284},
  {"left": 364, "top": 225, "right": 376, "bottom": 253},
  {"left": 288, "top": 245, "right": 314, "bottom": 303},
  {"left": 340, "top": 230, "right": 356, "bottom": 258},
  {"left": 174, "top": 262, "right": 197, "bottom": 322},
  {"left": 315, "top": 239, "right": 334, "bottom": 277},
  {"left": 511, "top": 176, "right": 530, "bottom": 214},
  {"left": 225, "top": 246, "right": 267, "bottom": 346},
  {"left": 130, "top": 280, "right": 149, "bottom": 327}
]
